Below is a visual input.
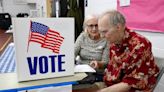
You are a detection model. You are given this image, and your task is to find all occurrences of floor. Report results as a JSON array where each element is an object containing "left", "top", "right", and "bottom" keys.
[{"left": 154, "top": 73, "right": 164, "bottom": 92}]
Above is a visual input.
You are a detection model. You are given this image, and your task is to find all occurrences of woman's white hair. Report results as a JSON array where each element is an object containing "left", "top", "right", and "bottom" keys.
[{"left": 83, "top": 14, "right": 98, "bottom": 32}]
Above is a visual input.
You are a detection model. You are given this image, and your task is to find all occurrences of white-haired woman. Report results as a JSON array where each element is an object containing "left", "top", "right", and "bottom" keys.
[{"left": 74, "top": 15, "right": 109, "bottom": 83}]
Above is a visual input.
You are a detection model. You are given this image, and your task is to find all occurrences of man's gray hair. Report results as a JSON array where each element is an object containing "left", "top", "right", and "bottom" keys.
[
  {"left": 83, "top": 14, "right": 98, "bottom": 30},
  {"left": 102, "top": 10, "right": 126, "bottom": 26}
]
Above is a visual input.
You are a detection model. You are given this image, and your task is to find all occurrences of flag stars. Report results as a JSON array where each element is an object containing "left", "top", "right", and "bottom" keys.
[{"left": 31, "top": 22, "right": 49, "bottom": 35}]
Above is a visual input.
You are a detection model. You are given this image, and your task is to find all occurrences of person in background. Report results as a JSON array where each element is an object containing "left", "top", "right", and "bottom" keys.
[
  {"left": 91, "top": 10, "right": 159, "bottom": 92},
  {"left": 74, "top": 14, "right": 109, "bottom": 69}
]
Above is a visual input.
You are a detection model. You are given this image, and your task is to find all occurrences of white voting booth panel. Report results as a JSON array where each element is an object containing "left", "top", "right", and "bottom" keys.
[{"left": 13, "top": 18, "right": 74, "bottom": 82}]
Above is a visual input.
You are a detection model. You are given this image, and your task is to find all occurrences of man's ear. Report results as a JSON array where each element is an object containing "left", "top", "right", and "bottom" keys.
[
  {"left": 116, "top": 23, "right": 125, "bottom": 32},
  {"left": 116, "top": 23, "right": 122, "bottom": 30}
]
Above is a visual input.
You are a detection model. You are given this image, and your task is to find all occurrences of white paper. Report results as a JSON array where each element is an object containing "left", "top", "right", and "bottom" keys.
[
  {"left": 74, "top": 64, "right": 96, "bottom": 73},
  {"left": 120, "top": 0, "right": 130, "bottom": 7}
]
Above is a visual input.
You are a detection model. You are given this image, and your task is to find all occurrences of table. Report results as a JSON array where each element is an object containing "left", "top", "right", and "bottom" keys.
[{"left": 0, "top": 72, "right": 87, "bottom": 92}]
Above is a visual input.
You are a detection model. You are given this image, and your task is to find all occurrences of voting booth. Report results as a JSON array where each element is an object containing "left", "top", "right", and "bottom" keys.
[{"left": 13, "top": 18, "right": 74, "bottom": 82}]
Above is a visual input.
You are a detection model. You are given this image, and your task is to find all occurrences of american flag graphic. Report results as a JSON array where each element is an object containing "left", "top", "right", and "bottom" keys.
[{"left": 27, "top": 21, "right": 64, "bottom": 54}]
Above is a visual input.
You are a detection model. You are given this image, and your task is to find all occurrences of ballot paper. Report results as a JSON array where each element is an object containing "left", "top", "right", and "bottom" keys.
[{"left": 74, "top": 64, "right": 96, "bottom": 73}]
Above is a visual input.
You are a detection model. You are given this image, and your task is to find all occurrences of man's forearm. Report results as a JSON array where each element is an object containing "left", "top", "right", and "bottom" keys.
[{"left": 98, "top": 82, "right": 131, "bottom": 92}]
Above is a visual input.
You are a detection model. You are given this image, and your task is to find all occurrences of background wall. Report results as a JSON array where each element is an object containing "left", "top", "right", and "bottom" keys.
[
  {"left": 84, "top": 0, "right": 117, "bottom": 16},
  {"left": 36, "top": 0, "right": 47, "bottom": 17},
  {"left": 0, "top": 0, "right": 3, "bottom": 13},
  {"left": 1, "top": 0, "right": 35, "bottom": 17}
]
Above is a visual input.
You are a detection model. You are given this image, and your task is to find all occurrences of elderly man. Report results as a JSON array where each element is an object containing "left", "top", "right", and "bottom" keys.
[{"left": 90, "top": 10, "right": 159, "bottom": 92}]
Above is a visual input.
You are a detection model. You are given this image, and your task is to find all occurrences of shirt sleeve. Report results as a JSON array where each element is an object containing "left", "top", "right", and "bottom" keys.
[
  {"left": 74, "top": 32, "right": 84, "bottom": 60},
  {"left": 122, "top": 42, "right": 159, "bottom": 90},
  {"left": 101, "top": 42, "right": 109, "bottom": 68}
]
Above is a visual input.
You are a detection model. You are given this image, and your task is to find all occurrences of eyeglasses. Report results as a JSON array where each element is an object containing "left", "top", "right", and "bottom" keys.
[{"left": 87, "top": 24, "right": 98, "bottom": 29}]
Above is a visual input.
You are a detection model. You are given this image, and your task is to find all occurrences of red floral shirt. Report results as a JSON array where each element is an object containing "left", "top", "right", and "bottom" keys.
[{"left": 104, "top": 28, "right": 159, "bottom": 92}]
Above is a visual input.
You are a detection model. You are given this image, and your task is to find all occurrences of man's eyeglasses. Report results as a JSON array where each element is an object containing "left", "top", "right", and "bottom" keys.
[{"left": 87, "top": 24, "right": 98, "bottom": 29}]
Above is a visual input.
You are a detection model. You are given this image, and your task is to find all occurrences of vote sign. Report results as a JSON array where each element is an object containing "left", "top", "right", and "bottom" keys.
[{"left": 13, "top": 18, "right": 74, "bottom": 82}]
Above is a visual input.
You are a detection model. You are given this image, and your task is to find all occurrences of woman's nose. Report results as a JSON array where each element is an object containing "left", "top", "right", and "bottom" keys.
[{"left": 92, "top": 26, "right": 96, "bottom": 30}]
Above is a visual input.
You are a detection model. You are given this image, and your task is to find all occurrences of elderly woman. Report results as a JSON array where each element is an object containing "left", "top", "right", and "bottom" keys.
[{"left": 74, "top": 15, "right": 109, "bottom": 69}]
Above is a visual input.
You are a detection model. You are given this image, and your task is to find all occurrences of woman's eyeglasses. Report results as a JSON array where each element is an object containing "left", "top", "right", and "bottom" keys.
[{"left": 87, "top": 24, "right": 98, "bottom": 29}]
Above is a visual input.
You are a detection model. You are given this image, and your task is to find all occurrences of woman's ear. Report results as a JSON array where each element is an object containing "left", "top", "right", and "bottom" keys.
[{"left": 84, "top": 28, "right": 88, "bottom": 33}]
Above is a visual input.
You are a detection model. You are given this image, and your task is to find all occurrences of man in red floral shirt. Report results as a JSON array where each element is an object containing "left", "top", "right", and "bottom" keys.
[{"left": 91, "top": 10, "right": 159, "bottom": 92}]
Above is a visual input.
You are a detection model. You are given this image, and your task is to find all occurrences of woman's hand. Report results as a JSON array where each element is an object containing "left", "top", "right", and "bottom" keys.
[
  {"left": 90, "top": 60, "right": 99, "bottom": 69},
  {"left": 90, "top": 61, "right": 105, "bottom": 69}
]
